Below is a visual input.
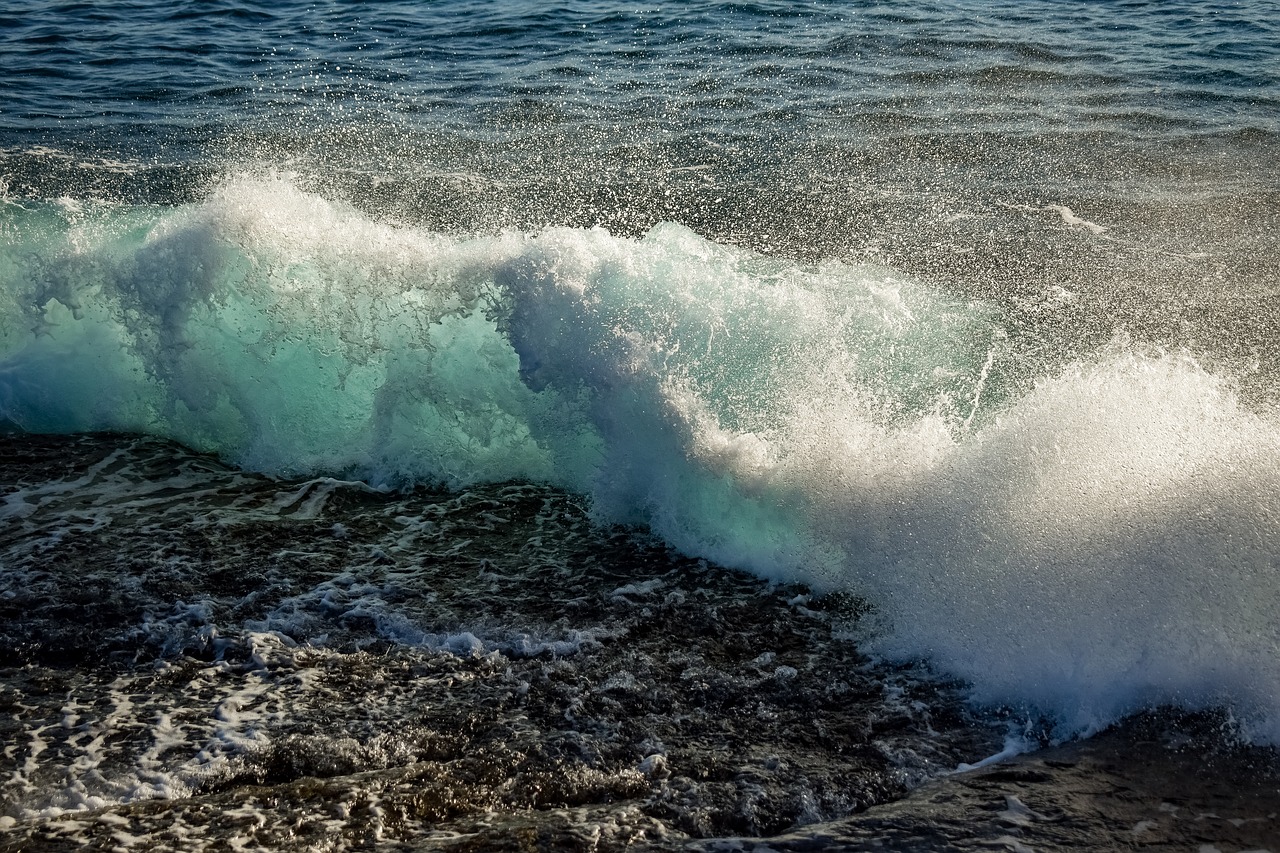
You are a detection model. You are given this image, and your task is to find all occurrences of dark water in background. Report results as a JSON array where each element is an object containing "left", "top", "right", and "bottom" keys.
[{"left": 2, "top": 1, "right": 1280, "bottom": 849}]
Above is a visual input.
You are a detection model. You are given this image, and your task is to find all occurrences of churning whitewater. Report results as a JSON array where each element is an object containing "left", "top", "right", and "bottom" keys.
[{"left": 4, "top": 173, "right": 1278, "bottom": 744}]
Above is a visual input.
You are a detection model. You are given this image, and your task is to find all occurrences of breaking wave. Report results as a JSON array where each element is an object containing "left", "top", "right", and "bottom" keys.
[{"left": 3, "top": 174, "right": 1278, "bottom": 741}]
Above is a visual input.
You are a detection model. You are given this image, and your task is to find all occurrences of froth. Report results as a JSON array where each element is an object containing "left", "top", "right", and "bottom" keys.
[{"left": 826, "top": 351, "right": 1280, "bottom": 738}]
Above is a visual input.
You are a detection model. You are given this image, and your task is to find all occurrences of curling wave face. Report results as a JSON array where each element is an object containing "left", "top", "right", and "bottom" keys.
[{"left": 2, "top": 174, "right": 1278, "bottom": 742}]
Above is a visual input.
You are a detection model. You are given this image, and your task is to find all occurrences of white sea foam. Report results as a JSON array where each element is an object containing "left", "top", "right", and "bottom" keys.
[{"left": 2, "top": 174, "right": 1278, "bottom": 741}]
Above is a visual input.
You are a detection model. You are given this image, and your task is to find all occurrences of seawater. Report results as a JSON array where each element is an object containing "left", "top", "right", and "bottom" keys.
[
  {"left": 5, "top": 171, "right": 1280, "bottom": 737},
  {"left": 2, "top": 0, "right": 1280, "bottom": 847}
]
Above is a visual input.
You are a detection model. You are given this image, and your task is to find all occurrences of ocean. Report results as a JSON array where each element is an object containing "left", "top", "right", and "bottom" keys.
[{"left": 2, "top": 1, "right": 1279, "bottom": 849}]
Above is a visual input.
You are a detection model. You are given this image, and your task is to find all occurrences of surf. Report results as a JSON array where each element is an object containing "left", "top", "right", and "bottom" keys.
[{"left": 3, "top": 172, "right": 1278, "bottom": 743}]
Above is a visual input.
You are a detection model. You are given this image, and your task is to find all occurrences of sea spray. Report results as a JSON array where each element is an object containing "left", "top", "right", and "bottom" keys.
[
  {"left": 3, "top": 174, "right": 1278, "bottom": 742},
  {"left": 1, "top": 176, "right": 576, "bottom": 483},
  {"left": 818, "top": 350, "right": 1280, "bottom": 739}
]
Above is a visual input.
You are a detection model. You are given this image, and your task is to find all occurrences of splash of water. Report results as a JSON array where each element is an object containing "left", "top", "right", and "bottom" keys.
[{"left": 3, "top": 173, "right": 1277, "bottom": 741}]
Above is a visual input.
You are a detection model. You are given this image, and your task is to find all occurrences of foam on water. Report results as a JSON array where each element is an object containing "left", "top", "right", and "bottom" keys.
[{"left": 2, "top": 174, "right": 1278, "bottom": 741}]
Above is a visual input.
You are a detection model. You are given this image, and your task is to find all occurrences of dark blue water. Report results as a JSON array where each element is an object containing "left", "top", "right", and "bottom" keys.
[
  {"left": 5, "top": 1, "right": 1277, "bottom": 138},
  {"left": 4, "top": 0, "right": 1278, "bottom": 213},
  {"left": 2, "top": 2, "right": 1280, "bottom": 849}
]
